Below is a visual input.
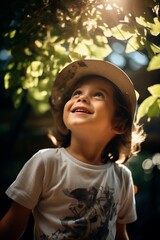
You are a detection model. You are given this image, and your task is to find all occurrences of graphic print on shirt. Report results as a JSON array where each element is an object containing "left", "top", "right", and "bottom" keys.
[{"left": 40, "top": 186, "right": 118, "bottom": 240}]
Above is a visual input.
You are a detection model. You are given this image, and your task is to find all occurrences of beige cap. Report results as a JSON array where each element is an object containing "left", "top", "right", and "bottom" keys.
[{"left": 51, "top": 59, "right": 137, "bottom": 122}]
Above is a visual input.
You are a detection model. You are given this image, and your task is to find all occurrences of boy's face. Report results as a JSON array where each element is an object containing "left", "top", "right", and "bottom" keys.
[{"left": 63, "top": 76, "right": 119, "bottom": 140}]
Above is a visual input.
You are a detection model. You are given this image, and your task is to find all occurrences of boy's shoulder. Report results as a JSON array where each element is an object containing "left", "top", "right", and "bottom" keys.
[
  {"left": 26, "top": 147, "right": 62, "bottom": 167},
  {"left": 113, "top": 162, "right": 132, "bottom": 179},
  {"left": 34, "top": 147, "right": 62, "bottom": 162},
  {"left": 21, "top": 148, "right": 64, "bottom": 178},
  {"left": 38, "top": 147, "right": 60, "bottom": 156}
]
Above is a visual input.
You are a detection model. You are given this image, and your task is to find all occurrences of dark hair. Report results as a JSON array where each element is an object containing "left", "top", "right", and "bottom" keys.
[{"left": 49, "top": 75, "right": 146, "bottom": 163}]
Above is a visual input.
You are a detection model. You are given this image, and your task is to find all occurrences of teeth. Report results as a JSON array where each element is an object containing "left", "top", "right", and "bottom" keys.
[{"left": 75, "top": 109, "right": 90, "bottom": 113}]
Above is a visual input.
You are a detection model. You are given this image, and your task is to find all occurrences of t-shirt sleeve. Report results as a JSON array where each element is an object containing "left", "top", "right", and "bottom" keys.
[
  {"left": 5, "top": 150, "right": 45, "bottom": 210},
  {"left": 117, "top": 166, "right": 137, "bottom": 224}
]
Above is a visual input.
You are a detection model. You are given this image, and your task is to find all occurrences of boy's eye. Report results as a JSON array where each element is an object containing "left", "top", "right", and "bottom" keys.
[
  {"left": 71, "top": 89, "right": 82, "bottom": 98},
  {"left": 94, "top": 92, "right": 105, "bottom": 99}
]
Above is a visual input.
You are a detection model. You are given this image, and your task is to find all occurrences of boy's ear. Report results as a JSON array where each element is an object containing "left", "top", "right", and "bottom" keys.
[
  {"left": 112, "top": 128, "right": 125, "bottom": 135},
  {"left": 112, "top": 122, "right": 125, "bottom": 135}
]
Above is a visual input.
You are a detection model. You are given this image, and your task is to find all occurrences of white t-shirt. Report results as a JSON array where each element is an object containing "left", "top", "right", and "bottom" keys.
[{"left": 6, "top": 148, "right": 137, "bottom": 240}]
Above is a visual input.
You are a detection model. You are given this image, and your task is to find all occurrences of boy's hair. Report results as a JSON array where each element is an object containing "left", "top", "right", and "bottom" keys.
[{"left": 49, "top": 75, "right": 146, "bottom": 163}]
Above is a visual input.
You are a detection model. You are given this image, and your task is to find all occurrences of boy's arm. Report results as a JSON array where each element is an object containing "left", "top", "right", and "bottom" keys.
[
  {"left": 0, "top": 201, "right": 31, "bottom": 240},
  {"left": 115, "top": 223, "right": 129, "bottom": 240}
]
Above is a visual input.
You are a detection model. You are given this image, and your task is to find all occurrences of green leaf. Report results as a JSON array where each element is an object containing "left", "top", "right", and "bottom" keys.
[
  {"left": 27, "top": 92, "right": 50, "bottom": 114},
  {"left": 69, "top": 51, "right": 84, "bottom": 61},
  {"left": 137, "top": 96, "right": 157, "bottom": 121},
  {"left": 136, "top": 16, "right": 148, "bottom": 27},
  {"left": 13, "top": 88, "right": 24, "bottom": 108},
  {"left": 89, "top": 44, "right": 112, "bottom": 58},
  {"left": 100, "top": 26, "right": 112, "bottom": 37},
  {"left": 9, "top": 30, "right": 16, "bottom": 39},
  {"left": 54, "top": 43, "right": 67, "bottom": 55},
  {"left": 73, "top": 43, "right": 90, "bottom": 57},
  {"left": 125, "top": 36, "right": 144, "bottom": 53},
  {"left": 22, "top": 76, "right": 39, "bottom": 89},
  {"left": 148, "top": 84, "right": 160, "bottom": 97},
  {"left": 149, "top": 17, "right": 160, "bottom": 36},
  {"left": 150, "top": 43, "right": 160, "bottom": 54},
  {"left": 147, "top": 54, "right": 160, "bottom": 71},
  {"left": 111, "top": 24, "right": 135, "bottom": 40},
  {"left": 147, "top": 99, "right": 160, "bottom": 118},
  {"left": 95, "top": 35, "right": 108, "bottom": 45},
  {"left": 26, "top": 61, "right": 43, "bottom": 77},
  {"left": 4, "top": 72, "right": 11, "bottom": 89},
  {"left": 28, "top": 88, "right": 48, "bottom": 101}
]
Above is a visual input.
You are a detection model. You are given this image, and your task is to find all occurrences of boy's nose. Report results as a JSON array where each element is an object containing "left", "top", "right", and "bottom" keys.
[{"left": 77, "top": 94, "right": 88, "bottom": 103}]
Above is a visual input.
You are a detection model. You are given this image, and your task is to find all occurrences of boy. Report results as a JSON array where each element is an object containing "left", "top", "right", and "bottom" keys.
[{"left": 0, "top": 59, "right": 145, "bottom": 239}]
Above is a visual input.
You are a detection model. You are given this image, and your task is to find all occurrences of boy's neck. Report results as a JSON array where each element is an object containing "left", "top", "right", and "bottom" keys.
[{"left": 66, "top": 136, "right": 108, "bottom": 165}]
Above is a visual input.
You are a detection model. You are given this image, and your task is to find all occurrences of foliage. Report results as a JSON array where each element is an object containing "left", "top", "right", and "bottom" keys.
[
  {"left": 1, "top": 0, "right": 160, "bottom": 119},
  {"left": 137, "top": 84, "right": 160, "bottom": 122}
]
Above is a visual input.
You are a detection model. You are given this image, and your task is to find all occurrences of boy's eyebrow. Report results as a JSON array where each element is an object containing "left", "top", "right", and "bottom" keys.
[
  {"left": 72, "top": 85, "right": 112, "bottom": 97},
  {"left": 98, "top": 87, "right": 111, "bottom": 97},
  {"left": 72, "top": 86, "right": 81, "bottom": 92}
]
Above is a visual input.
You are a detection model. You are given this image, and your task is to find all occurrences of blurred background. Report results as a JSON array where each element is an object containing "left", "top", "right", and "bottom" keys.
[{"left": 0, "top": 1, "right": 160, "bottom": 239}]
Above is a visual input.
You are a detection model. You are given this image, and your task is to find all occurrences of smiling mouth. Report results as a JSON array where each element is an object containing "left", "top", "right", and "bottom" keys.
[{"left": 71, "top": 107, "right": 91, "bottom": 114}]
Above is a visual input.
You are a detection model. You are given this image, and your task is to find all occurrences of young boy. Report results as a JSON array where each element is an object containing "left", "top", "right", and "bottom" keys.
[{"left": 0, "top": 59, "right": 145, "bottom": 240}]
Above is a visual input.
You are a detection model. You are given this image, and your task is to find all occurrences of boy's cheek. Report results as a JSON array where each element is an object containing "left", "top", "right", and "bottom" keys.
[{"left": 63, "top": 108, "right": 71, "bottom": 128}]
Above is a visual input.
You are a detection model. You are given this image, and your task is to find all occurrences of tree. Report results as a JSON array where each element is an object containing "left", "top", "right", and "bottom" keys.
[{"left": 1, "top": 0, "right": 160, "bottom": 120}]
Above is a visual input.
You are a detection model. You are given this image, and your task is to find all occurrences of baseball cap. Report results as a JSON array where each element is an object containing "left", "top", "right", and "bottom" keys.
[{"left": 51, "top": 59, "right": 137, "bottom": 123}]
